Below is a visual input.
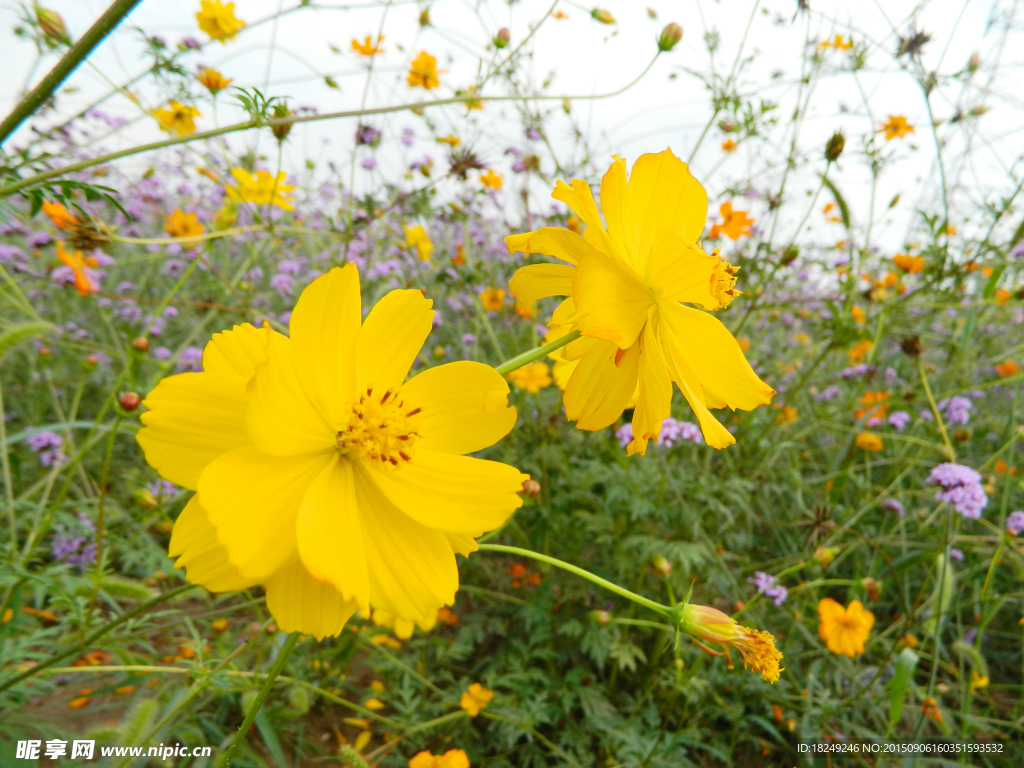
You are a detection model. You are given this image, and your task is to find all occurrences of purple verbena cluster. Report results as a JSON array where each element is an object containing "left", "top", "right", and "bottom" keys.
[
  {"left": 926, "top": 462, "right": 987, "bottom": 519},
  {"left": 748, "top": 571, "right": 788, "bottom": 605}
]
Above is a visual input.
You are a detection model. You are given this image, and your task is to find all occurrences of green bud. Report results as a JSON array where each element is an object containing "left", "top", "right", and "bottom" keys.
[
  {"left": 657, "top": 23, "right": 683, "bottom": 52},
  {"left": 824, "top": 130, "right": 846, "bottom": 162},
  {"left": 494, "top": 27, "right": 510, "bottom": 49},
  {"left": 271, "top": 104, "right": 293, "bottom": 142}
]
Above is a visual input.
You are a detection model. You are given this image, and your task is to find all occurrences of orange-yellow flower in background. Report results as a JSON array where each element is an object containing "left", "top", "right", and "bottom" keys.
[
  {"left": 995, "top": 360, "right": 1018, "bottom": 378},
  {"left": 818, "top": 598, "right": 874, "bottom": 657},
  {"left": 848, "top": 339, "right": 872, "bottom": 362},
  {"left": 591, "top": 8, "right": 616, "bottom": 24},
  {"left": 851, "top": 305, "right": 866, "bottom": 324},
  {"left": 352, "top": 35, "right": 384, "bottom": 57},
  {"left": 196, "top": 166, "right": 221, "bottom": 183},
  {"left": 198, "top": 67, "right": 233, "bottom": 94},
  {"left": 480, "top": 169, "right": 503, "bottom": 190},
  {"left": 878, "top": 115, "right": 914, "bottom": 140},
  {"left": 505, "top": 149, "right": 773, "bottom": 454},
  {"left": 970, "top": 671, "right": 989, "bottom": 692},
  {"left": 42, "top": 200, "right": 79, "bottom": 230},
  {"left": 164, "top": 209, "right": 205, "bottom": 239},
  {"left": 823, "top": 202, "right": 841, "bottom": 222},
  {"left": 407, "top": 52, "right": 443, "bottom": 89},
  {"left": 737, "top": 336, "right": 750, "bottom": 351},
  {"left": 409, "top": 749, "right": 470, "bottom": 768},
  {"left": 995, "top": 288, "right": 1011, "bottom": 306},
  {"left": 893, "top": 253, "right": 924, "bottom": 273},
  {"left": 814, "top": 546, "right": 838, "bottom": 567},
  {"left": 56, "top": 241, "right": 99, "bottom": 297},
  {"left": 372, "top": 607, "right": 437, "bottom": 640},
  {"left": 479, "top": 287, "right": 505, "bottom": 312},
  {"left": 565, "top": 215, "right": 580, "bottom": 234},
  {"left": 946, "top": 224, "right": 957, "bottom": 235},
  {"left": 552, "top": 10, "right": 568, "bottom": 19},
  {"left": 855, "top": 391, "right": 889, "bottom": 422},
  {"left": 855, "top": 432, "right": 883, "bottom": 452},
  {"left": 819, "top": 34, "right": 852, "bottom": 50},
  {"left": 681, "top": 603, "right": 783, "bottom": 683},
  {"left": 452, "top": 242, "right": 466, "bottom": 266},
  {"left": 721, "top": 138, "right": 736, "bottom": 152},
  {"left": 405, "top": 225, "right": 434, "bottom": 260},
  {"left": 137, "top": 265, "right": 527, "bottom": 639},
  {"left": 775, "top": 405, "right": 797, "bottom": 425},
  {"left": 922, "top": 697, "right": 943, "bottom": 723},
  {"left": 709, "top": 201, "right": 754, "bottom": 240},
  {"left": 154, "top": 102, "right": 200, "bottom": 136},
  {"left": 225, "top": 169, "right": 295, "bottom": 210},
  {"left": 459, "top": 683, "right": 494, "bottom": 716},
  {"left": 437, "top": 135, "right": 461, "bottom": 146},
  {"left": 196, "top": 0, "right": 245, "bottom": 43},
  {"left": 508, "top": 362, "right": 552, "bottom": 394}
]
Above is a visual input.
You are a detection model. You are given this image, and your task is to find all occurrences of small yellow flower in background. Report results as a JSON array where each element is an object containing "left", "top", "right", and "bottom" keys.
[
  {"left": 893, "top": 253, "right": 924, "bottom": 273},
  {"left": 196, "top": 166, "right": 221, "bottom": 183},
  {"left": 946, "top": 224, "right": 957, "bottom": 235},
  {"left": 212, "top": 618, "right": 228, "bottom": 632},
  {"left": 855, "top": 391, "right": 889, "bottom": 422},
  {"left": 709, "top": 201, "right": 754, "bottom": 240},
  {"left": 680, "top": 604, "right": 783, "bottom": 683},
  {"left": 225, "top": 169, "right": 296, "bottom": 210},
  {"left": 354, "top": 730, "right": 372, "bottom": 751},
  {"left": 552, "top": 10, "right": 568, "bottom": 19},
  {"left": 922, "top": 696, "right": 943, "bottom": 723},
  {"left": 775, "top": 405, "right": 797, "bottom": 425},
  {"left": 56, "top": 241, "right": 99, "bottom": 297},
  {"left": 792, "top": 332, "right": 810, "bottom": 345},
  {"left": 823, "top": 202, "right": 841, "bottom": 222},
  {"left": 970, "top": 671, "right": 989, "bottom": 692},
  {"left": 370, "top": 634, "right": 402, "bottom": 649},
  {"left": 198, "top": 67, "right": 233, "bottom": 94},
  {"left": 437, "top": 135, "right": 461, "bottom": 146},
  {"left": 817, "top": 598, "right": 874, "bottom": 657},
  {"left": 196, "top": 0, "right": 245, "bottom": 43},
  {"left": 479, "top": 287, "right": 506, "bottom": 312},
  {"left": 848, "top": 339, "right": 872, "bottom": 362},
  {"left": 479, "top": 169, "right": 503, "bottom": 190},
  {"left": 407, "top": 51, "right": 444, "bottom": 89},
  {"left": 878, "top": 115, "right": 914, "bottom": 140},
  {"left": 813, "top": 546, "right": 838, "bottom": 567},
  {"left": 405, "top": 225, "right": 434, "bottom": 260},
  {"left": 508, "top": 362, "right": 552, "bottom": 394},
  {"left": 565, "top": 215, "right": 580, "bottom": 233},
  {"left": 721, "top": 138, "right": 737, "bottom": 152},
  {"left": 591, "top": 8, "right": 616, "bottom": 24},
  {"left": 164, "top": 209, "right": 205, "bottom": 239},
  {"left": 212, "top": 202, "right": 238, "bottom": 231},
  {"left": 364, "top": 698, "right": 385, "bottom": 710},
  {"left": 372, "top": 606, "right": 437, "bottom": 640},
  {"left": 41, "top": 200, "right": 79, "bottom": 230},
  {"left": 409, "top": 749, "right": 470, "bottom": 768},
  {"left": 994, "top": 288, "right": 1012, "bottom": 306},
  {"left": 154, "top": 102, "right": 200, "bottom": 136},
  {"left": 995, "top": 360, "right": 1018, "bottom": 378},
  {"left": 903, "top": 634, "right": 918, "bottom": 648},
  {"left": 851, "top": 304, "right": 866, "bottom": 324},
  {"left": 737, "top": 336, "right": 750, "bottom": 351},
  {"left": 819, "top": 34, "right": 852, "bottom": 50},
  {"left": 352, "top": 35, "right": 384, "bottom": 56},
  {"left": 460, "top": 682, "right": 494, "bottom": 716},
  {"left": 855, "top": 432, "right": 883, "bottom": 452}
]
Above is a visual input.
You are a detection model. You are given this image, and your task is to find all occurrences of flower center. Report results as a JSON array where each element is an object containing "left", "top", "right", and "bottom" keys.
[
  {"left": 710, "top": 252, "right": 742, "bottom": 309},
  {"left": 336, "top": 387, "right": 421, "bottom": 470}
]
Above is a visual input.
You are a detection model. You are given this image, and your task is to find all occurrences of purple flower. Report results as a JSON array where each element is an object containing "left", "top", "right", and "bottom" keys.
[
  {"left": 461, "top": 333, "right": 477, "bottom": 344},
  {"left": 841, "top": 364, "right": 869, "bottom": 379},
  {"left": 963, "top": 628, "right": 978, "bottom": 644},
  {"left": 277, "top": 258, "right": 304, "bottom": 276},
  {"left": 949, "top": 548, "right": 964, "bottom": 561},
  {"left": 937, "top": 396, "right": 972, "bottom": 425},
  {"left": 814, "top": 385, "right": 840, "bottom": 401},
  {"left": 27, "top": 431, "right": 66, "bottom": 466},
  {"left": 927, "top": 463, "right": 987, "bottom": 519},
  {"left": 270, "top": 273, "right": 295, "bottom": 296},
  {"left": 888, "top": 411, "right": 911, "bottom": 430},
  {"left": 177, "top": 346, "right": 204, "bottom": 371},
  {"left": 882, "top": 498, "right": 906, "bottom": 516},
  {"left": 401, "top": 127, "right": 415, "bottom": 146},
  {"left": 615, "top": 422, "right": 633, "bottom": 448},
  {"left": 1006, "top": 511, "right": 1024, "bottom": 536},
  {"left": 659, "top": 418, "right": 682, "bottom": 447},
  {"left": 180, "top": 36, "right": 201, "bottom": 49},
  {"left": 149, "top": 479, "right": 179, "bottom": 499},
  {"left": 50, "top": 513, "right": 96, "bottom": 569},
  {"left": 748, "top": 571, "right": 788, "bottom": 605},
  {"left": 153, "top": 346, "right": 172, "bottom": 360},
  {"left": 355, "top": 124, "right": 382, "bottom": 146},
  {"left": 526, "top": 127, "right": 542, "bottom": 141},
  {"left": 361, "top": 157, "right": 378, "bottom": 170}
]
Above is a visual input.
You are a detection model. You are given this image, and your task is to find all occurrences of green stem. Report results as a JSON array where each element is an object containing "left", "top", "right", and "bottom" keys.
[
  {"left": 494, "top": 330, "right": 580, "bottom": 375},
  {"left": 218, "top": 632, "right": 300, "bottom": 767},
  {"left": 0, "top": 0, "right": 144, "bottom": 145},
  {"left": 93, "top": 415, "right": 121, "bottom": 578},
  {"left": 0, "top": 376, "right": 16, "bottom": 543},
  {"left": 917, "top": 358, "right": 956, "bottom": 461}
]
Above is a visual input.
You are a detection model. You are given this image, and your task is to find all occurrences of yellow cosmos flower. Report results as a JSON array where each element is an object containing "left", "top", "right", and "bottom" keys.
[
  {"left": 506, "top": 149, "right": 774, "bottom": 454},
  {"left": 225, "top": 169, "right": 296, "bottom": 210},
  {"left": 196, "top": 0, "right": 245, "bottom": 43},
  {"left": 153, "top": 102, "right": 200, "bottom": 136},
  {"left": 877, "top": 115, "right": 914, "bottom": 140},
  {"left": 709, "top": 201, "right": 754, "bottom": 240},
  {"left": 479, "top": 287, "right": 505, "bottom": 312},
  {"left": 198, "top": 67, "right": 233, "bottom": 94},
  {"left": 893, "top": 253, "right": 925, "bottom": 273},
  {"left": 409, "top": 749, "right": 470, "bottom": 768},
  {"left": 164, "top": 209, "right": 205, "bottom": 239},
  {"left": 817, "top": 597, "right": 874, "bottom": 657},
  {"left": 405, "top": 225, "right": 434, "bottom": 260},
  {"left": 137, "top": 265, "right": 527, "bottom": 639},
  {"left": 479, "top": 169, "right": 503, "bottom": 189},
  {"left": 459, "top": 682, "right": 493, "bottom": 716},
  {"left": 41, "top": 199, "right": 79, "bottom": 230},
  {"left": 352, "top": 35, "right": 384, "bottom": 57},
  {"left": 407, "top": 51, "right": 444, "bottom": 89},
  {"left": 855, "top": 432, "right": 883, "bottom": 452},
  {"left": 437, "top": 135, "right": 461, "bottom": 146},
  {"left": 681, "top": 604, "right": 783, "bottom": 683},
  {"left": 508, "top": 362, "right": 552, "bottom": 393}
]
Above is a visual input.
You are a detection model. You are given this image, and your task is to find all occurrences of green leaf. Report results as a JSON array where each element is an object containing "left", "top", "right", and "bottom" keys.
[
  {"left": 0, "top": 321, "right": 53, "bottom": 361},
  {"left": 887, "top": 647, "right": 918, "bottom": 727},
  {"left": 923, "top": 552, "right": 956, "bottom": 635},
  {"left": 820, "top": 173, "right": 850, "bottom": 229},
  {"left": 254, "top": 708, "right": 290, "bottom": 767}
]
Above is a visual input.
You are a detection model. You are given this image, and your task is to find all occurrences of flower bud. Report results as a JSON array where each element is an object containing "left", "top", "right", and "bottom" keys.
[
  {"left": 132, "top": 336, "right": 149, "bottom": 352},
  {"left": 521, "top": 478, "right": 541, "bottom": 498},
  {"left": 84, "top": 354, "right": 99, "bottom": 368},
  {"left": 270, "top": 104, "right": 293, "bottom": 142},
  {"left": 824, "top": 130, "right": 846, "bottom": 162},
  {"left": 591, "top": 8, "right": 616, "bottom": 24},
  {"left": 119, "top": 392, "right": 142, "bottom": 411},
  {"left": 813, "top": 546, "right": 838, "bottom": 567},
  {"left": 861, "top": 577, "right": 881, "bottom": 600},
  {"left": 657, "top": 23, "right": 683, "bottom": 52},
  {"left": 900, "top": 335, "right": 922, "bottom": 358},
  {"left": 652, "top": 555, "right": 673, "bottom": 576},
  {"left": 212, "top": 618, "right": 229, "bottom": 632},
  {"left": 494, "top": 28, "right": 510, "bottom": 49},
  {"left": 590, "top": 610, "right": 611, "bottom": 625},
  {"left": 780, "top": 244, "right": 799, "bottom": 265},
  {"left": 36, "top": 6, "right": 69, "bottom": 46}
]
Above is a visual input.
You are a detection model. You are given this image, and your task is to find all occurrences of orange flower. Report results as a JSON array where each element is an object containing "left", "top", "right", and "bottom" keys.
[
  {"left": 737, "top": 336, "right": 750, "bottom": 351},
  {"left": 721, "top": 138, "right": 737, "bottom": 152},
  {"left": 823, "top": 202, "right": 841, "bottom": 222},
  {"left": 437, "top": 135, "right": 461, "bottom": 146},
  {"left": 409, "top": 749, "right": 470, "bottom": 768},
  {"left": 922, "top": 696, "right": 943, "bottom": 723},
  {"left": 198, "top": 67, "right": 233, "bottom": 94},
  {"left": 407, "top": 51, "right": 444, "bottom": 89},
  {"left": 479, "top": 169, "right": 503, "bottom": 190},
  {"left": 775, "top": 405, "right": 798, "bottom": 425},
  {"left": 351, "top": 35, "right": 384, "bottom": 57},
  {"left": 437, "top": 607, "right": 459, "bottom": 626},
  {"left": 877, "top": 115, "right": 914, "bottom": 140},
  {"left": 848, "top": 340, "right": 872, "bottom": 362},
  {"left": 41, "top": 199, "right": 79, "bottom": 229},
  {"left": 855, "top": 391, "right": 889, "bottom": 421},
  {"left": 893, "top": 253, "right": 924, "bottom": 273},
  {"left": 709, "top": 202, "right": 754, "bottom": 240},
  {"left": 995, "top": 288, "right": 1011, "bottom": 306},
  {"left": 56, "top": 241, "right": 99, "bottom": 296},
  {"left": 995, "top": 360, "right": 1018, "bottom": 378},
  {"left": 452, "top": 242, "right": 466, "bottom": 266},
  {"left": 479, "top": 287, "right": 506, "bottom": 311},
  {"left": 164, "top": 209, "right": 205, "bottom": 239},
  {"left": 819, "top": 34, "right": 852, "bottom": 50},
  {"left": 459, "top": 682, "right": 494, "bottom": 716},
  {"left": 851, "top": 305, "right": 866, "bottom": 324},
  {"left": 817, "top": 598, "right": 874, "bottom": 657},
  {"left": 855, "top": 432, "right": 883, "bottom": 452}
]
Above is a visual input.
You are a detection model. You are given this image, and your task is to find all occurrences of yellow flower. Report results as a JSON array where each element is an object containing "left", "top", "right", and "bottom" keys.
[
  {"left": 819, "top": 34, "right": 852, "bottom": 50},
  {"left": 817, "top": 598, "right": 874, "bottom": 657},
  {"left": 508, "top": 362, "right": 552, "bottom": 394},
  {"left": 893, "top": 253, "right": 924, "bottom": 273},
  {"left": 137, "top": 266, "right": 527, "bottom": 639},
  {"left": 855, "top": 391, "right": 889, "bottom": 421},
  {"left": 994, "top": 288, "right": 1011, "bottom": 306},
  {"left": 198, "top": 67, "right": 233, "bottom": 94},
  {"left": 437, "top": 135, "right": 461, "bottom": 146},
  {"left": 352, "top": 35, "right": 384, "bottom": 57},
  {"left": 405, "top": 225, "right": 434, "bottom": 260},
  {"left": 855, "top": 432, "right": 883, "bottom": 452},
  {"left": 922, "top": 696, "right": 943, "bottom": 723},
  {"left": 591, "top": 8, "right": 616, "bottom": 24},
  {"left": 41, "top": 199, "right": 79, "bottom": 230},
  {"left": 851, "top": 304, "right": 866, "bottom": 324},
  {"left": 164, "top": 209, "right": 205, "bottom": 239},
  {"left": 479, "top": 169, "right": 503, "bottom": 190},
  {"left": 813, "top": 546, "right": 838, "bottom": 567},
  {"left": 721, "top": 138, "right": 736, "bottom": 152},
  {"left": 877, "top": 115, "right": 914, "bottom": 140},
  {"left": 970, "top": 671, "right": 989, "bottom": 692},
  {"left": 709, "top": 201, "right": 754, "bottom": 240},
  {"left": 409, "top": 749, "right": 470, "bottom": 768},
  {"left": 680, "top": 604, "right": 783, "bottom": 683},
  {"left": 196, "top": 0, "right": 245, "bottom": 43},
  {"left": 848, "top": 339, "right": 872, "bottom": 362},
  {"left": 372, "top": 607, "right": 437, "bottom": 640},
  {"left": 364, "top": 698, "right": 385, "bottom": 710},
  {"left": 505, "top": 150, "right": 774, "bottom": 454},
  {"left": 55, "top": 241, "right": 99, "bottom": 297},
  {"left": 479, "top": 287, "right": 505, "bottom": 311},
  {"left": 775, "top": 405, "right": 797, "bottom": 425},
  {"left": 225, "top": 169, "right": 296, "bottom": 210},
  {"left": 407, "top": 52, "right": 444, "bottom": 89},
  {"left": 459, "top": 682, "right": 493, "bottom": 716},
  {"left": 153, "top": 102, "right": 200, "bottom": 136},
  {"left": 994, "top": 360, "right": 1018, "bottom": 378}
]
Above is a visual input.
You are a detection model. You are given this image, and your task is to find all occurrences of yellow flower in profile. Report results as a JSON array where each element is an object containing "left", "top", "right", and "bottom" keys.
[
  {"left": 407, "top": 51, "right": 444, "bottom": 89},
  {"left": 922, "top": 696, "right": 943, "bottom": 723},
  {"left": 893, "top": 253, "right": 924, "bottom": 273},
  {"left": 352, "top": 35, "right": 384, "bottom": 57},
  {"left": 848, "top": 339, "right": 872, "bottom": 361},
  {"left": 459, "top": 683, "right": 494, "bottom": 716},
  {"left": 819, "top": 34, "right": 852, "bottom": 50},
  {"left": 479, "top": 287, "right": 505, "bottom": 311},
  {"left": 817, "top": 598, "right": 874, "bottom": 657},
  {"left": 225, "top": 169, "right": 296, "bottom": 210},
  {"left": 855, "top": 432, "right": 883, "bottom": 452},
  {"left": 775, "top": 405, "right": 797, "bottom": 425},
  {"left": 591, "top": 8, "right": 616, "bottom": 24},
  {"left": 153, "top": 102, "right": 200, "bottom": 136},
  {"left": 721, "top": 138, "right": 736, "bottom": 152},
  {"left": 409, "top": 749, "right": 470, "bottom": 768},
  {"left": 55, "top": 241, "right": 99, "bottom": 297},
  {"left": 164, "top": 209, "right": 205, "bottom": 239},
  {"left": 198, "top": 67, "right": 233, "bottom": 94},
  {"left": 508, "top": 362, "right": 552, "bottom": 394},
  {"left": 970, "top": 671, "right": 989, "bottom": 692},
  {"left": 405, "top": 225, "right": 434, "bottom": 260},
  {"left": 709, "top": 201, "right": 754, "bottom": 240},
  {"left": 877, "top": 115, "right": 914, "bottom": 140},
  {"left": 855, "top": 391, "right": 889, "bottom": 421},
  {"left": 372, "top": 607, "right": 437, "bottom": 640},
  {"left": 137, "top": 266, "right": 527, "bottom": 639},
  {"left": 437, "top": 135, "right": 461, "bottom": 146},
  {"left": 41, "top": 199, "right": 78, "bottom": 230},
  {"left": 506, "top": 150, "right": 774, "bottom": 454},
  {"left": 479, "top": 169, "right": 503, "bottom": 190},
  {"left": 681, "top": 603, "right": 783, "bottom": 683},
  {"left": 995, "top": 360, "right": 1018, "bottom": 378},
  {"left": 196, "top": 0, "right": 245, "bottom": 43}
]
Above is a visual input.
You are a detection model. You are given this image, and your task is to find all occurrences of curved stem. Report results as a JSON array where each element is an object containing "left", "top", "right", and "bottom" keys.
[
  {"left": 494, "top": 330, "right": 579, "bottom": 375},
  {"left": 917, "top": 358, "right": 956, "bottom": 461}
]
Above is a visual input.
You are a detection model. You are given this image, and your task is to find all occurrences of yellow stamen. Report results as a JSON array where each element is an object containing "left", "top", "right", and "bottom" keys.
[{"left": 336, "top": 387, "right": 421, "bottom": 469}]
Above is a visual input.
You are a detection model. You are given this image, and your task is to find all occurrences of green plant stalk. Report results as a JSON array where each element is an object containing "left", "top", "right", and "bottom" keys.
[
  {"left": 218, "top": 632, "right": 300, "bottom": 767},
  {"left": 0, "top": 0, "right": 144, "bottom": 145},
  {"left": 917, "top": 358, "right": 956, "bottom": 461},
  {"left": 92, "top": 414, "right": 121, "bottom": 579},
  {"left": 0, "top": 376, "right": 16, "bottom": 542},
  {"left": 494, "top": 330, "right": 580, "bottom": 375}
]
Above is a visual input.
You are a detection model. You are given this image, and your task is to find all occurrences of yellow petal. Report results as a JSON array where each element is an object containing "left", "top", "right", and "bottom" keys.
[
  {"left": 504, "top": 228, "right": 591, "bottom": 266},
  {"left": 625, "top": 149, "right": 708, "bottom": 259},
  {"left": 563, "top": 339, "right": 639, "bottom": 430},
  {"left": 357, "top": 289, "right": 433, "bottom": 394},
  {"left": 508, "top": 263, "right": 576, "bottom": 314},
  {"left": 169, "top": 495, "right": 258, "bottom": 592},
  {"left": 266, "top": 558, "right": 359, "bottom": 640},
  {"left": 364, "top": 449, "right": 525, "bottom": 534},
  {"left": 289, "top": 265, "right": 361, "bottom": 424},
  {"left": 137, "top": 372, "right": 251, "bottom": 490},
  {"left": 201, "top": 322, "right": 271, "bottom": 378},
  {"left": 198, "top": 446, "right": 333, "bottom": 581},
  {"left": 445, "top": 531, "right": 479, "bottom": 556},
  {"left": 600, "top": 155, "right": 636, "bottom": 269},
  {"left": 400, "top": 361, "right": 517, "bottom": 454},
  {"left": 246, "top": 331, "right": 335, "bottom": 456},
  {"left": 571, "top": 251, "right": 653, "bottom": 349},
  {"left": 552, "top": 178, "right": 616, "bottom": 255},
  {"left": 645, "top": 231, "right": 719, "bottom": 308},
  {"left": 627, "top": 316, "right": 673, "bottom": 456}
]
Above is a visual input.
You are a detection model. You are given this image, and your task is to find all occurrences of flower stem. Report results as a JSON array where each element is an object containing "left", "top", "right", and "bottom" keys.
[
  {"left": 917, "top": 359, "right": 956, "bottom": 461},
  {"left": 494, "top": 330, "right": 580, "bottom": 376}
]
